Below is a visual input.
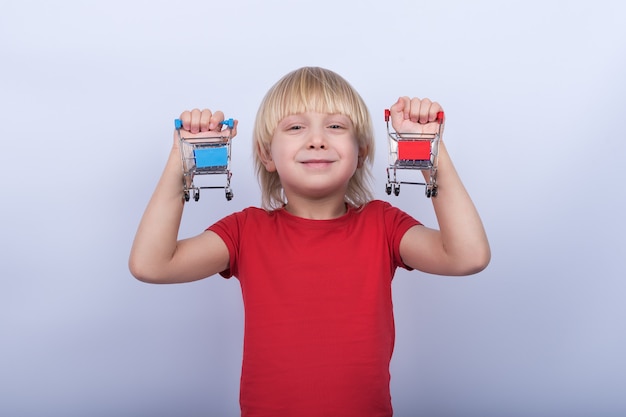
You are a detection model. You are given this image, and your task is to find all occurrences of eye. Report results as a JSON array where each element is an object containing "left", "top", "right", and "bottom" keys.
[
  {"left": 326, "top": 115, "right": 352, "bottom": 130},
  {"left": 288, "top": 125, "right": 303, "bottom": 130}
]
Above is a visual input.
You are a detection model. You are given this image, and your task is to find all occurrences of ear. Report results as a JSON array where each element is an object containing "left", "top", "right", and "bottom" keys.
[
  {"left": 357, "top": 144, "right": 369, "bottom": 168},
  {"left": 258, "top": 143, "right": 277, "bottom": 172}
]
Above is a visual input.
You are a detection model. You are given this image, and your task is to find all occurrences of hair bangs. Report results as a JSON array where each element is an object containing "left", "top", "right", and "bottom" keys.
[{"left": 258, "top": 68, "right": 363, "bottom": 147}]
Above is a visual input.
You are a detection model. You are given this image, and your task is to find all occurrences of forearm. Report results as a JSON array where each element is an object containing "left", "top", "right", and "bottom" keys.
[
  {"left": 129, "top": 145, "right": 186, "bottom": 281},
  {"left": 427, "top": 141, "right": 491, "bottom": 272}
]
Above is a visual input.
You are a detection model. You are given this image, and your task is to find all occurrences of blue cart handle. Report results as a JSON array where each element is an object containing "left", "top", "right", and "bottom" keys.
[{"left": 174, "top": 118, "right": 234, "bottom": 130}]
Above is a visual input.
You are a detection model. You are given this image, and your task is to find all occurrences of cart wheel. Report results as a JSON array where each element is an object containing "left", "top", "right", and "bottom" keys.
[
  {"left": 385, "top": 183, "right": 392, "bottom": 195},
  {"left": 431, "top": 187, "right": 438, "bottom": 198},
  {"left": 225, "top": 189, "right": 234, "bottom": 201},
  {"left": 193, "top": 190, "right": 200, "bottom": 202},
  {"left": 425, "top": 187, "right": 432, "bottom": 198},
  {"left": 184, "top": 191, "right": 190, "bottom": 202},
  {"left": 393, "top": 184, "right": 400, "bottom": 196}
]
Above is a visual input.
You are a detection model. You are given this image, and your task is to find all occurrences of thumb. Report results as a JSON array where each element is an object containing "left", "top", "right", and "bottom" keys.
[
  {"left": 389, "top": 96, "right": 410, "bottom": 120},
  {"left": 230, "top": 119, "right": 239, "bottom": 139},
  {"left": 388, "top": 96, "right": 410, "bottom": 130}
]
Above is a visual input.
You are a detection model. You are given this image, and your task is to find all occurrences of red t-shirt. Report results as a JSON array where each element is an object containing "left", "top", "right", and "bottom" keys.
[{"left": 209, "top": 200, "right": 420, "bottom": 417}]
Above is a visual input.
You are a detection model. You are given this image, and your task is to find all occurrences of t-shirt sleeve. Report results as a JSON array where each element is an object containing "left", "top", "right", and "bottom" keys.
[
  {"left": 207, "top": 211, "right": 244, "bottom": 279},
  {"left": 380, "top": 201, "right": 422, "bottom": 270}
]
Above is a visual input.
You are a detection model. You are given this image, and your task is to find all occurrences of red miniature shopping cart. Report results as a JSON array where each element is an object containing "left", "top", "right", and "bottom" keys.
[{"left": 384, "top": 109, "right": 444, "bottom": 198}]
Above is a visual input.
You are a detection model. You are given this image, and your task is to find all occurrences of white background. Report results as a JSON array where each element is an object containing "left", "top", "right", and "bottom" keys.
[{"left": 1, "top": 1, "right": 625, "bottom": 416}]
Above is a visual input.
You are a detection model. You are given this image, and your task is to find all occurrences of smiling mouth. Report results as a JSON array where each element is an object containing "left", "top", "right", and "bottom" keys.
[{"left": 300, "top": 160, "right": 335, "bottom": 167}]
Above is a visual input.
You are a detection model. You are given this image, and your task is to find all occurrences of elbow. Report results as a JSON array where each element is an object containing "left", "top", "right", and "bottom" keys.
[
  {"left": 467, "top": 254, "right": 491, "bottom": 275},
  {"left": 460, "top": 245, "right": 491, "bottom": 276},
  {"left": 128, "top": 257, "right": 161, "bottom": 284},
  {"left": 128, "top": 256, "right": 190, "bottom": 284},
  {"left": 443, "top": 242, "right": 490, "bottom": 276},
  {"left": 128, "top": 261, "right": 149, "bottom": 283}
]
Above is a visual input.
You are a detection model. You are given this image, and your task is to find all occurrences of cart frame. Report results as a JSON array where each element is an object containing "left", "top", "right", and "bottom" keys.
[
  {"left": 384, "top": 109, "right": 445, "bottom": 198},
  {"left": 175, "top": 118, "right": 235, "bottom": 202}
]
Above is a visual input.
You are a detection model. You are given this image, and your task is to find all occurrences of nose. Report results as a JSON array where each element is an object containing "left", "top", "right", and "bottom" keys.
[{"left": 306, "top": 126, "right": 327, "bottom": 149}]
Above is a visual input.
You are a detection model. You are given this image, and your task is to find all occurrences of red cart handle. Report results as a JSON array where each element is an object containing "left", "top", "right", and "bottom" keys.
[{"left": 384, "top": 109, "right": 444, "bottom": 124}]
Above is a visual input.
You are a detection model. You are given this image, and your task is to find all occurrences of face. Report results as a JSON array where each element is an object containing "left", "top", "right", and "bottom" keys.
[{"left": 263, "top": 112, "right": 363, "bottom": 201}]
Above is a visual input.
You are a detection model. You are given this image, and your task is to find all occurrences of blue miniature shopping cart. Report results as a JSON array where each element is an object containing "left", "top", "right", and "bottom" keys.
[{"left": 175, "top": 118, "right": 235, "bottom": 201}]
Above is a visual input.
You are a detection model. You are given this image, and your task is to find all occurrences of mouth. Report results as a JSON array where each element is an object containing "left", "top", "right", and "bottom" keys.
[{"left": 299, "top": 159, "right": 335, "bottom": 167}]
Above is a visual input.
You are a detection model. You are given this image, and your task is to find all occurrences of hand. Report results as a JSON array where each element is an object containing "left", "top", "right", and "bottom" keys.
[
  {"left": 388, "top": 97, "right": 443, "bottom": 135},
  {"left": 174, "top": 108, "right": 238, "bottom": 143}
]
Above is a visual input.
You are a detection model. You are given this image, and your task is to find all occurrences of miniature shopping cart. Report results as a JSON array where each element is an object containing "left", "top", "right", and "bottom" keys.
[
  {"left": 175, "top": 118, "right": 235, "bottom": 202},
  {"left": 384, "top": 109, "right": 445, "bottom": 198}
]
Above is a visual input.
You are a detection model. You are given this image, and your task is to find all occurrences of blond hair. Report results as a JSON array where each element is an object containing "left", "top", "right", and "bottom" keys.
[{"left": 253, "top": 67, "right": 375, "bottom": 210}]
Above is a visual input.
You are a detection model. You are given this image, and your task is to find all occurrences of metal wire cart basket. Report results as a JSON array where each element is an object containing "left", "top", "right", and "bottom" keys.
[
  {"left": 384, "top": 109, "right": 445, "bottom": 198},
  {"left": 175, "top": 118, "right": 235, "bottom": 202}
]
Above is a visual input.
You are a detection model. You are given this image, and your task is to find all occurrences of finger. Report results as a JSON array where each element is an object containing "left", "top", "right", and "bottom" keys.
[
  {"left": 389, "top": 96, "right": 404, "bottom": 116},
  {"left": 400, "top": 96, "right": 411, "bottom": 120},
  {"left": 389, "top": 97, "right": 410, "bottom": 129},
  {"left": 210, "top": 110, "right": 225, "bottom": 131},
  {"left": 409, "top": 97, "right": 423, "bottom": 123},
  {"left": 199, "top": 109, "right": 213, "bottom": 132},
  {"left": 190, "top": 108, "right": 202, "bottom": 134},
  {"left": 179, "top": 110, "right": 192, "bottom": 131},
  {"left": 230, "top": 119, "right": 239, "bottom": 138},
  {"left": 417, "top": 98, "right": 432, "bottom": 124},
  {"left": 429, "top": 101, "right": 443, "bottom": 123}
]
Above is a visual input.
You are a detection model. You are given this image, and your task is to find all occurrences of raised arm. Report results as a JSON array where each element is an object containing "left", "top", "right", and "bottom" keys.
[
  {"left": 128, "top": 109, "right": 236, "bottom": 284},
  {"left": 391, "top": 97, "right": 491, "bottom": 276}
]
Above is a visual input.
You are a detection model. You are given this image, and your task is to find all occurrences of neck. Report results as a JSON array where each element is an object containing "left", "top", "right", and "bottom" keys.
[{"left": 283, "top": 195, "right": 348, "bottom": 220}]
